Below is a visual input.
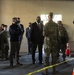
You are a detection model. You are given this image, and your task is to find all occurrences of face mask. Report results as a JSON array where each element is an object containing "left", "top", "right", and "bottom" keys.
[{"left": 17, "top": 21, "right": 20, "bottom": 23}]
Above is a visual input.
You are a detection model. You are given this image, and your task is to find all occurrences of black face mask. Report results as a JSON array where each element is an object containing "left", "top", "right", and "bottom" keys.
[
  {"left": 17, "top": 21, "right": 20, "bottom": 23},
  {"left": 15, "top": 21, "right": 20, "bottom": 24}
]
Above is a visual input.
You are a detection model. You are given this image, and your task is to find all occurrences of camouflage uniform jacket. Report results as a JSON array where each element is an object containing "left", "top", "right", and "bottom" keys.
[
  {"left": 58, "top": 26, "right": 69, "bottom": 44},
  {"left": 44, "top": 20, "right": 58, "bottom": 50}
]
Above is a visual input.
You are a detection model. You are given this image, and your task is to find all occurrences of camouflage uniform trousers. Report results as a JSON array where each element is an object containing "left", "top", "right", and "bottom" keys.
[{"left": 44, "top": 37, "right": 57, "bottom": 72}]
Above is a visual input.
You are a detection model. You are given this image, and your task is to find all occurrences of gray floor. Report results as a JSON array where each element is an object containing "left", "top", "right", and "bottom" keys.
[{"left": 0, "top": 52, "right": 74, "bottom": 75}]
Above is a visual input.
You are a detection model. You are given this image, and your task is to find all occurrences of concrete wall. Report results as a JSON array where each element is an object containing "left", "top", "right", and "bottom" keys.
[{"left": 0, "top": 0, "right": 74, "bottom": 52}]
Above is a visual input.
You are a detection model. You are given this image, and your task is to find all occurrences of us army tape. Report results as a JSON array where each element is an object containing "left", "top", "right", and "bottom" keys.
[{"left": 26, "top": 58, "right": 74, "bottom": 75}]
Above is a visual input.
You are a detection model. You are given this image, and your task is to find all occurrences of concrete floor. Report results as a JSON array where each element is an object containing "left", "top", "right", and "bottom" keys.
[{"left": 0, "top": 52, "right": 74, "bottom": 75}]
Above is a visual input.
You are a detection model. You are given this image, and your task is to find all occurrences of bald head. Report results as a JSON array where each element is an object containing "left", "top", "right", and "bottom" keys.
[
  {"left": 36, "top": 16, "right": 41, "bottom": 23},
  {"left": 48, "top": 12, "right": 53, "bottom": 21},
  {"left": 49, "top": 12, "right": 53, "bottom": 18}
]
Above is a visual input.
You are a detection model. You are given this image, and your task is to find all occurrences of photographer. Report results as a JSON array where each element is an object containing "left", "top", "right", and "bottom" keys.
[{"left": 17, "top": 18, "right": 24, "bottom": 55}]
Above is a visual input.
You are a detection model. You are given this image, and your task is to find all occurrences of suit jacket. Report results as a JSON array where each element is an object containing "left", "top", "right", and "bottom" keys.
[
  {"left": 26, "top": 27, "right": 31, "bottom": 40},
  {"left": 30, "top": 22, "right": 44, "bottom": 44}
]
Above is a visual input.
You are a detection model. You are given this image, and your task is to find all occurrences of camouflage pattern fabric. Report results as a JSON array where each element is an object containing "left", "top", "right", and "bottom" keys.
[{"left": 44, "top": 20, "right": 58, "bottom": 72}]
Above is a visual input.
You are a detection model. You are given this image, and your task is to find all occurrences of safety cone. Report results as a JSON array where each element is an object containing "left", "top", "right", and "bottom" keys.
[
  {"left": 72, "top": 68, "right": 74, "bottom": 75},
  {"left": 65, "top": 43, "right": 70, "bottom": 56}
]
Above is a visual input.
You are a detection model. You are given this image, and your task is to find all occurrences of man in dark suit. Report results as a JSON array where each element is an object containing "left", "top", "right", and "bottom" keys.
[
  {"left": 26, "top": 22, "right": 32, "bottom": 54},
  {"left": 30, "top": 16, "right": 44, "bottom": 64}
]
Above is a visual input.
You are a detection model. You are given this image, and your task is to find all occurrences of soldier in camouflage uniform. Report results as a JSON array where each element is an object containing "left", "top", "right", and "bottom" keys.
[
  {"left": 57, "top": 21, "right": 69, "bottom": 61},
  {"left": 44, "top": 12, "right": 59, "bottom": 74}
]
